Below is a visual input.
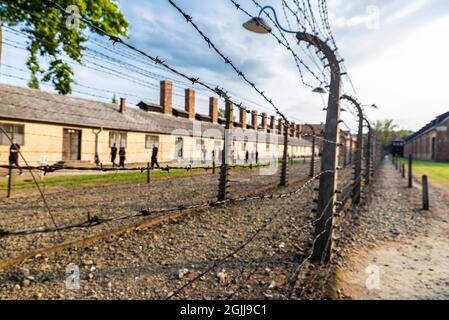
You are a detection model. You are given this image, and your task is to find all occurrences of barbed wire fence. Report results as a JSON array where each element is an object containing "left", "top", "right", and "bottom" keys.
[{"left": 0, "top": 0, "right": 387, "bottom": 300}]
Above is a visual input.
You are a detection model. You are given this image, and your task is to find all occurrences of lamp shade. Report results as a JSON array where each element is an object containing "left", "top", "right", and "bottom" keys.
[
  {"left": 312, "top": 87, "right": 327, "bottom": 94},
  {"left": 243, "top": 17, "right": 272, "bottom": 34}
]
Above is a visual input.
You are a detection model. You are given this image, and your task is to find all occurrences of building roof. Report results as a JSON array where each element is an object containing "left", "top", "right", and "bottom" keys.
[
  {"left": 302, "top": 123, "right": 325, "bottom": 135},
  {"left": 392, "top": 136, "right": 405, "bottom": 143},
  {"left": 0, "top": 83, "right": 312, "bottom": 147},
  {"left": 405, "top": 111, "right": 449, "bottom": 142}
]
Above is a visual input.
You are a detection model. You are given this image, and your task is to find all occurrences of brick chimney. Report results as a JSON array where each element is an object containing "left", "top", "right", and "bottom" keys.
[
  {"left": 225, "top": 100, "right": 234, "bottom": 128},
  {"left": 185, "top": 88, "right": 195, "bottom": 119},
  {"left": 120, "top": 97, "right": 126, "bottom": 113},
  {"left": 239, "top": 107, "right": 247, "bottom": 129},
  {"left": 290, "top": 123, "right": 295, "bottom": 137},
  {"left": 270, "top": 115, "right": 276, "bottom": 131},
  {"left": 278, "top": 119, "right": 284, "bottom": 135},
  {"left": 296, "top": 124, "right": 302, "bottom": 139},
  {"left": 209, "top": 97, "right": 218, "bottom": 124},
  {"left": 251, "top": 111, "right": 258, "bottom": 129},
  {"left": 160, "top": 80, "right": 173, "bottom": 115},
  {"left": 261, "top": 113, "right": 267, "bottom": 130}
]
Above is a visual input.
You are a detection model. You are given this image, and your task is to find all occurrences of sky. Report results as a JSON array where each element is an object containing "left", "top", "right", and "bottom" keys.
[{"left": 1, "top": 0, "right": 449, "bottom": 132}]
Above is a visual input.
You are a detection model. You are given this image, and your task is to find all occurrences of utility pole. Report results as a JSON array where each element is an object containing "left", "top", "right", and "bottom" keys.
[{"left": 341, "top": 95, "right": 364, "bottom": 204}]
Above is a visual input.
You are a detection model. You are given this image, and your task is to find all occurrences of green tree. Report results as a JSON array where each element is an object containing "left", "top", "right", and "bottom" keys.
[
  {"left": 373, "top": 119, "right": 412, "bottom": 149},
  {"left": 0, "top": 0, "right": 129, "bottom": 95}
]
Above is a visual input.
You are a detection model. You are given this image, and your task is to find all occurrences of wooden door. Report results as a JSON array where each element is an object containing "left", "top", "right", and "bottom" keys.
[{"left": 62, "top": 129, "right": 81, "bottom": 161}]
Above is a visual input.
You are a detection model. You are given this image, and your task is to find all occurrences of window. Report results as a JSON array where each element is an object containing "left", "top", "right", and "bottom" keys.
[
  {"left": 0, "top": 123, "right": 24, "bottom": 145},
  {"left": 146, "top": 135, "right": 159, "bottom": 149},
  {"left": 241, "top": 137, "right": 249, "bottom": 152},
  {"left": 109, "top": 131, "right": 127, "bottom": 148},
  {"left": 176, "top": 137, "right": 184, "bottom": 158},
  {"left": 214, "top": 140, "right": 222, "bottom": 160},
  {"left": 196, "top": 138, "right": 205, "bottom": 150}
]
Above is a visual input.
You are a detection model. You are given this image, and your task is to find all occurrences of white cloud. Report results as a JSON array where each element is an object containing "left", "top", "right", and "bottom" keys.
[
  {"left": 351, "top": 13, "right": 449, "bottom": 130},
  {"left": 1, "top": 0, "right": 448, "bottom": 133},
  {"left": 386, "top": 0, "right": 429, "bottom": 22}
]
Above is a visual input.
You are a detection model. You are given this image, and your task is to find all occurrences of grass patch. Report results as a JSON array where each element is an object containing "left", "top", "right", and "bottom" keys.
[
  {"left": 399, "top": 158, "right": 449, "bottom": 190},
  {"left": 0, "top": 168, "right": 209, "bottom": 191},
  {"left": 0, "top": 163, "right": 270, "bottom": 191}
]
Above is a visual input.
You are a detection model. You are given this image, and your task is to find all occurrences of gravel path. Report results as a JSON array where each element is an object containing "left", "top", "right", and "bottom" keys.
[
  {"left": 336, "top": 158, "right": 449, "bottom": 300},
  {"left": 0, "top": 162, "right": 354, "bottom": 300}
]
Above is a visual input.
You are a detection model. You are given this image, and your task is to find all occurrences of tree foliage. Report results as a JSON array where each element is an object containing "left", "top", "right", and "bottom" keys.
[
  {"left": 373, "top": 119, "right": 413, "bottom": 149},
  {"left": 0, "top": 0, "right": 129, "bottom": 95}
]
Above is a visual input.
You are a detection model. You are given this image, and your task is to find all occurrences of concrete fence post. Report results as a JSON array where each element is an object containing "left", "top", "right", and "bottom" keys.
[
  {"left": 212, "top": 150, "right": 216, "bottom": 174},
  {"left": 341, "top": 95, "right": 364, "bottom": 205},
  {"left": 218, "top": 100, "right": 233, "bottom": 201},
  {"left": 297, "top": 32, "right": 343, "bottom": 264},
  {"left": 364, "top": 119, "right": 372, "bottom": 186},
  {"left": 408, "top": 154, "right": 413, "bottom": 188},
  {"left": 422, "top": 175, "right": 429, "bottom": 211},
  {"left": 280, "top": 123, "right": 289, "bottom": 187},
  {"left": 7, "top": 166, "right": 12, "bottom": 198}
]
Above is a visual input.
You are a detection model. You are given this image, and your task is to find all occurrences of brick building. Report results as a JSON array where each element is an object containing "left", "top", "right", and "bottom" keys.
[
  {"left": 302, "top": 124, "right": 357, "bottom": 164},
  {"left": 404, "top": 111, "right": 449, "bottom": 162},
  {"left": 391, "top": 136, "right": 405, "bottom": 157},
  {"left": 0, "top": 82, "right": 313, "bottom": 166}
]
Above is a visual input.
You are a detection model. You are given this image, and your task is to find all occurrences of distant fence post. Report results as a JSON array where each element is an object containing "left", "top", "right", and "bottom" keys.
[
  {"left": 349, "top": 137, "right": 353, "bottom": 165},
  {"left": 218, "top": 100, "right": 233, "bottom": 201},
  {"left": 146, "top": 162, "right": 151, "bottom": 184},
  {"left": 408, "top": 154, "right": 413, "bottom": 188},
  {"left": 280, "top": 123, "right": 289, "bottom": 187},
  {"left": 7, "top": 166, "right": 12, "bottom": 198},
  {"left": 305, "top": 124, "right": 316, "bottom": 177},
  {"left": 364, "top": 119, "right": 372, "bottom": 186},
  {"left": 371, "top": 137, "right": 376, "bottom": 175},
  {"left": 353, "top": 103, "right": 364, "bottom": 204},
  {"left": 402, "top": 163, "right": 406, "bottom": 179},
  {"left": 422, "top": 175, "right": 429, "bottom": 210}
]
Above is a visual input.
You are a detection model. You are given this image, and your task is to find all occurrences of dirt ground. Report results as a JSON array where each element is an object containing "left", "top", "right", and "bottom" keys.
[
  {"left": 337, "top": 159, "right": 449, "bottom": 300},
  {"left": 9, "top": 156, "right": 447, "bottom": 300}
]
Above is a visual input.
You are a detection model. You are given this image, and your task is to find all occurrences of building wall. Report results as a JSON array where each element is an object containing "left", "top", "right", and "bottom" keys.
[
  {"left": 0, "top": 120, "right": 312, "bottom": 166},
  {"left": 404, "top": 118, "right": 449, "bottom": 162},
  {"left": 435, "top": 120, "right": 449, "bottom": 162}
]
